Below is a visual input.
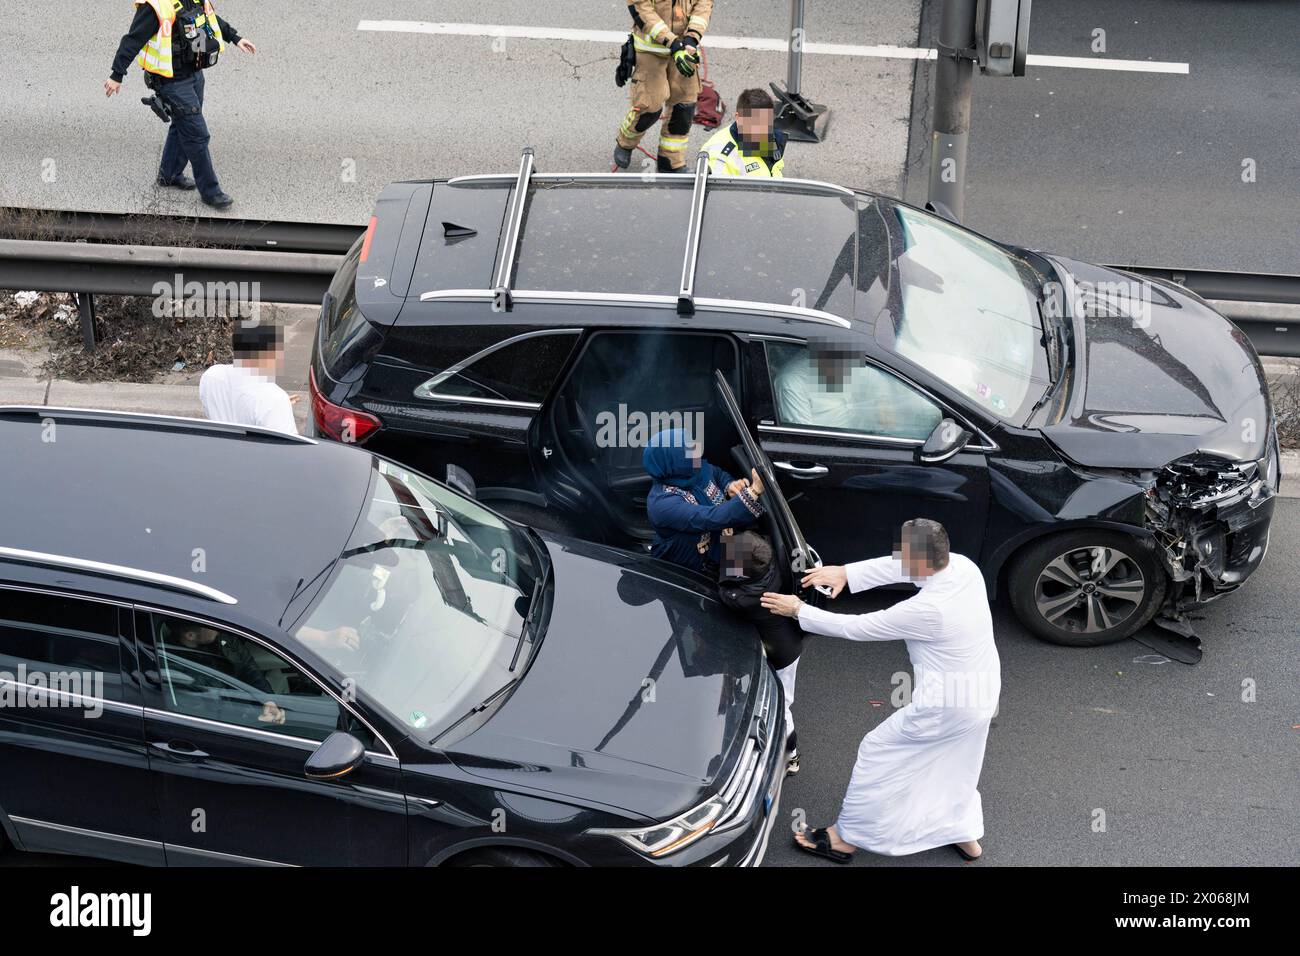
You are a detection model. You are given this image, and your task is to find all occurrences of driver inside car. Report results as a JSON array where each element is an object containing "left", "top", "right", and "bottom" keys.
[{"left": 169, "top": 623, "right": 288, "bottom": 726}]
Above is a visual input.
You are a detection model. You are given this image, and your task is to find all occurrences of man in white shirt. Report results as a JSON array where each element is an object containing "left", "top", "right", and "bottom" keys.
[
  {"left": 761, "top": 518, "right": 1001, "bottom": 863},
  {"left": 199, "top": 322, "right": 298, "bottom": 435}
]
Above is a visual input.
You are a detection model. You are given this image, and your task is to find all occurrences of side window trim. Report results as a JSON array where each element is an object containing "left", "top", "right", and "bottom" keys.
[
  {"left": 133, "top": 606, "right": 397, "bottom": 761},
  {"left": 756, "top": 337, "right": 996, "bottom": 452},
  {"left": 413, "top": 328, "right": 582, "bottom": 407}
]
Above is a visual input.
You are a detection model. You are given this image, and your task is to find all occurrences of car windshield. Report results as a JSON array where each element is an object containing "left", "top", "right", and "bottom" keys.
[
  {"left": 292, "top": 459, "right": 545, "bottom": 739},
  {"left": 877, "top": 206, "right": 1052, "bottom": 423}
]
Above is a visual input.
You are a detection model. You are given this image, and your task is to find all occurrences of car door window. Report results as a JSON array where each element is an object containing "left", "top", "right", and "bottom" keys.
[
  {"left": 0, "top": 588, "right": 123, "bottom": 701},
  {"left": 151, "top": 614, "right": 372, "bottom": 747},
  {"left": 766, "top": 340, "right": 943, "bottom": 441},
  {"left": 415, "top": 330, "right": 580, "bottom": 406}
]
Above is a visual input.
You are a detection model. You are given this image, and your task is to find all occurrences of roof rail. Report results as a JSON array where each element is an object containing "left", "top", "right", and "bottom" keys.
[
  {"left": 491, "top": 147, "right": 536, "bottom": 312},
  {"left": 0, "top": 546, "right": 238, "bottom": 605},
  {"left": 677, "top": 150, "right": 711, "bottom": 317},
  {"left": 445, "top": 171, "right": 858, "bottom": 198},
  {"left": 0, "top": 406, "right": 317, "bottom": 444}
]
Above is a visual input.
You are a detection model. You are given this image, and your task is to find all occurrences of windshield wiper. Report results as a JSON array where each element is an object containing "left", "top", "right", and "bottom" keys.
[
  {"left": 511, "top": 561, "right": 551, "bottom": 671},
  {"left": 431, "top": 678, "right": 519, "bottom": 747}
]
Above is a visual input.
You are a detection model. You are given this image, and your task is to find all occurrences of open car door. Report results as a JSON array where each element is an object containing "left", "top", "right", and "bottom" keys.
[{"left": 714, "top": 371, "right": 831, "bottom": 601}]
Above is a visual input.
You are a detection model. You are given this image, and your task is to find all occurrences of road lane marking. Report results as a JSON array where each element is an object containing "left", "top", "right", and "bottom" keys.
[{"left": 357, "top": 20, "right": 1190, "bottom": 74}]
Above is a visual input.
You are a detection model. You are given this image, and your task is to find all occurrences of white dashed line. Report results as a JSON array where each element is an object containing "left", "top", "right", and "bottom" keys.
[{"left": 357, "top": 20, "right": 1190, "bottom": 74}]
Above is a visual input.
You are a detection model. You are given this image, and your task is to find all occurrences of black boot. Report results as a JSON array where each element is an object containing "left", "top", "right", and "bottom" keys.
[
  {"left": 157, "top": 173, "right": 197, "bottom": 190},
  {"left": 202, "top": 191, "right": 234, "bottom": 210}
]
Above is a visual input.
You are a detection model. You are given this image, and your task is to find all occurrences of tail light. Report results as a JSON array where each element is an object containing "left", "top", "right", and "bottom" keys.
[{"left": 309, "top": 367, "right": 381, "bottom": 444}]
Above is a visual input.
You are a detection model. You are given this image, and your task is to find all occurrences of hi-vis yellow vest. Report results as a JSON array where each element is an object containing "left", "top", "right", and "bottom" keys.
[
  {"left": 702, "top": 126, "right": 786, "bottom": 178},
  {"left": 136, "top": 0, "right": 226, "bottom": 78}
]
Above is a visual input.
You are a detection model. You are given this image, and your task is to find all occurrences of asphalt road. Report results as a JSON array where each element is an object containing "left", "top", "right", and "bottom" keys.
[
  {"left": 0, "top": 1, "right": 920, "bottom": 223},
  {"left": 903, "top": 0, "right": 1300, "bottom": 273},
  {"left": 7, "top": 496, "right": 1296, "bottom": 869}
]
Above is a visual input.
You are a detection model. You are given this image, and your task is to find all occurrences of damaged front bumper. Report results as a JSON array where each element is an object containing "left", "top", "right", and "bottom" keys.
[{"left": 1143, "top": 447, "right": 1280, "bottom": 634}]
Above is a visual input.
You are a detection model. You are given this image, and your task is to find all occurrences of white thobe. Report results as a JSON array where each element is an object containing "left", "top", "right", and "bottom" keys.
[{"left": 797, "top": 553, "right": 1001, "bottom": 856}]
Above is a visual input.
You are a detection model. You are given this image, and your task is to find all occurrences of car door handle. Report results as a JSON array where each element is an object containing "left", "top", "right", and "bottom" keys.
[
  {"left": 150, "top": 740, "right": 208, "bottom": 761},
  {"left": 773, "top": 461, "right": 828, "bottom": 478}
]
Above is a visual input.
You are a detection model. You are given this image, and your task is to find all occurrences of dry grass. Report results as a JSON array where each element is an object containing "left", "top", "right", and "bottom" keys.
[{"left": 1266, "top": 360, "right": 1300, "bottom": 451}]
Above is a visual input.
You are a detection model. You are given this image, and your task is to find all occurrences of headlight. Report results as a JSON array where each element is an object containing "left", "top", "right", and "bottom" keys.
[{"left": 590, "top": 796, "right": 730, "bottom": 858}]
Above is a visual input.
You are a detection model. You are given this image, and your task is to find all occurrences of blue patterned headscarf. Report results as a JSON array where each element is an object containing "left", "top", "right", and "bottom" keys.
[{"left": 643, "top": 429, "right": 713, "bottom": 499}]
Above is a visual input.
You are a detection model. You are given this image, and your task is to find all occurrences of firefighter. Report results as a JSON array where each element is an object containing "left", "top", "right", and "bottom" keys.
[
  {"left": 105, "top": 0, "right": 257, "bottom": 210},
  {"left": 613, "top": 0, "right": 714, "bottom": 173},
  {"left": 702, "top": 88, "right": 787, "bottom": 178}
]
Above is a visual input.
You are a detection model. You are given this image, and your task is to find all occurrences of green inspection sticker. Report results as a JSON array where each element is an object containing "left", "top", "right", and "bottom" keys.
[{"left": 410, "top": 711, "right": 429, "bottom": 729}]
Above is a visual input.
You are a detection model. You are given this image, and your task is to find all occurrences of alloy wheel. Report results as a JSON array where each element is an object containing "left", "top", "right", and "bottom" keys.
[{"left": 1033, "top": 546, "right": 1147, "bottom": 634}]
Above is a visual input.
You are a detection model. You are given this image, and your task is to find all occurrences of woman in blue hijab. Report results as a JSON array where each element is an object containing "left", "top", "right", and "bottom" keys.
[{"left": 643, "top": 428, "right": 766, "bottom": 574}]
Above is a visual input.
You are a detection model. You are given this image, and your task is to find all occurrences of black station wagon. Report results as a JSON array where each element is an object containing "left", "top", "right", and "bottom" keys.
[
  {"left": 308, "top": 151, "right": 1280, "bottom": 648},
  {"left": 0, "top": 407, "right": 786, "bottom": 866}
]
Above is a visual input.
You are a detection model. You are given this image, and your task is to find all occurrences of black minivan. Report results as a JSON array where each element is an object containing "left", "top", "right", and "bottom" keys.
[
  {"left": 0, "top": 406, "right": 785, "bottom": 866},
  {"left": 309, "top": 156, "right": 1280, "bottom": 647}
]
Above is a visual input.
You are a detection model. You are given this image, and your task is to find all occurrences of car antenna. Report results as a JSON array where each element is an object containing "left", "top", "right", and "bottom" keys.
[{"left": 442, "top": 221, "right": 476, "bottom": 240}]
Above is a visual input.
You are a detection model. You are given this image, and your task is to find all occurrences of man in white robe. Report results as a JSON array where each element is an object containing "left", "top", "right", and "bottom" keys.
[{"left": 760, "top": 518, "right": 1000, "bottom": 862}]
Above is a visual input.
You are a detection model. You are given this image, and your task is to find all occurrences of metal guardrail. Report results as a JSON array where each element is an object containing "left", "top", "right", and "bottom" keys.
[
  {"left": 0, "top": 213, "right": 1296, "bottom": 356},
  {"left": 0, "top": 207, "right": 364, "bottom": 254},
  {"left": 0, "top": 238, "right": 341, "bottom": 306}
]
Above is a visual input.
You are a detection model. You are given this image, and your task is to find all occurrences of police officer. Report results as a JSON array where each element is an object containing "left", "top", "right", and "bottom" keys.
[
  {"left": 105, "top": 0, "right": 257, "bottom": 210},
  {"left": 702, "top": 88, "right": 787, "bottom": 178},
  {"left": 613, "top": 0, "right": 714, "bottom": 173}
]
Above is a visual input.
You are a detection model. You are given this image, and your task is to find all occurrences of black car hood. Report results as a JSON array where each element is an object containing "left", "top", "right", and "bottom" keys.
[
  {"left": 447, "top": 534, "right": 762, "bottom": 822},
  {"left": 1041, "top": 257, "right": 1270, "bottom": 470}
]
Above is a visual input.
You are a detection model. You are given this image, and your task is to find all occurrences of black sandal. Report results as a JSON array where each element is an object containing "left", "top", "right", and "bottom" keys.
[
  {"left": 951, "top": 843, "right": 982, "bottom": 862},
  {"left": 794, "top": 827, "right": 853, "bottom": 863}
]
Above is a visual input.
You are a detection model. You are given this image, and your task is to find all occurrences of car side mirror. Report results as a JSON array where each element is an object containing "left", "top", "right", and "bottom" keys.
[
  {"left": 918, "top": 418, "right": 973, "bottom": 465},
  {"left": 304, "top": 731, "right": 366, "bottom": 780}
]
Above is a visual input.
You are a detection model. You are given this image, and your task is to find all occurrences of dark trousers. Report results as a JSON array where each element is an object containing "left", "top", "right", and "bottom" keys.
[{"left": 157, "top": 71, "right": 221, "bottom": 200}]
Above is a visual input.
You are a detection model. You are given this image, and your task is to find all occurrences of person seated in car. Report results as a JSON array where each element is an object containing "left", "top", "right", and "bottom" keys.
[
  {"left": 774, "top": 335, "right": 905, "bottom": 435},
  {"left": 643, "top": 427, "right": 765, "bottom": 575},
  {"left": 717, "top": 531, "right": 804, "bottom": 775},
  {"left": 171, "top": 624, "right": 288, "bottom": 726}
]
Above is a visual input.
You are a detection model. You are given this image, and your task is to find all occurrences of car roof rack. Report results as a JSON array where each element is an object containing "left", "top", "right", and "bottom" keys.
[
  {"left": 0, "top": 406, "right": 317, "bottom": 444},
  {"left": 0, "top": 546, "right": 239, "bottom": 605},
  {"left": 677, "top": 150, "right": 710, "bottom": 317},
  {"left": 420, "top": 149, "right": 858, "bottom": 330},
  {"left": 491, "top": 147, "right": 536, "bottom": 312}
]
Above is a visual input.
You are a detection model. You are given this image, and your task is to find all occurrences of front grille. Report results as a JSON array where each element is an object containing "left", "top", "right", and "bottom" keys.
[{"left": 713, "top": 667, "right": 778, "bottom": 833}]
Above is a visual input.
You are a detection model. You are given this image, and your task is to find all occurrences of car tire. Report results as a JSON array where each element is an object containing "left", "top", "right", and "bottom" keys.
[
  {"left": 1007, "top": 530, "right": 1167, "bottom": 647},
  {"left": 448, "top": 846, "right": 564, "bottom": 867}
]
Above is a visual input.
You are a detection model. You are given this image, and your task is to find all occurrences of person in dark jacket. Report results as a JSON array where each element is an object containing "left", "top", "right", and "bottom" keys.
[
  {"left": 718, "top": 531, "right": 804, "bottom": 774},
  {"left": 643, "top": 428, "right": 765, "bottom": 575},
  {"left": 105, "top": 0, "right": 258, "bottom": 209}
]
